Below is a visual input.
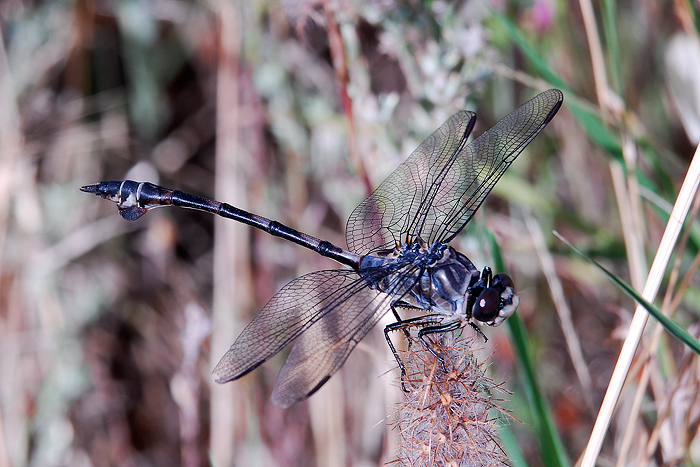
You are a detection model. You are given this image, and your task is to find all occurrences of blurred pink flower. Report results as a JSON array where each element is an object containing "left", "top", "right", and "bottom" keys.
[{"left": 532, "top": 0, "right": 556, "bottom": 32}]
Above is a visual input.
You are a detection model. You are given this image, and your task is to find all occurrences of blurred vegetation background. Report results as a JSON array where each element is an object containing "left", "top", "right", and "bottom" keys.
[{"left": 1, "top": 0, "right": 699, "bottom": 466}]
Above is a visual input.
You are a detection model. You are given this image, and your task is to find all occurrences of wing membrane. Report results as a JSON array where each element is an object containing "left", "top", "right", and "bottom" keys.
[
  {"left": 346, "top": 89, "right": 563, "bottom": 254},
  {"left": 213, "top": 270, "right": 375, "bottom": 382},
  {"left": 271, "top": 277, "right": 393, "bottom": 407},
  {"left": 212, "top": 269, "right": 398, "bottom": 406},
  {"left": 346, "top": 110, "right": 476, "bottom": 254}
]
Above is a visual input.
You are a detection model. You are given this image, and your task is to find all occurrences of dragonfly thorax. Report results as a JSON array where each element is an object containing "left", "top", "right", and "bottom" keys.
[{"left": 359, "top": 239, "right": 519, "bottom": 328}]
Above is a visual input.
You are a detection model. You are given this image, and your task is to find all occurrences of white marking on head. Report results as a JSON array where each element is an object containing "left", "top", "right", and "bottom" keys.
[{"left": 488, "top": 288, "right": 519, "bottom": 327}]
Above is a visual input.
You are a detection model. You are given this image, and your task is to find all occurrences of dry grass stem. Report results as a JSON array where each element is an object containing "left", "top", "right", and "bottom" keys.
[{"left": 582, "top": 143, "right": 700, "bottom": 466}]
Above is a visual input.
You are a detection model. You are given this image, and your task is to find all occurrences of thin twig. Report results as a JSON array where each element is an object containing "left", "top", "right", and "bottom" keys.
[
  {"left": 526, "top": 215, "right": 593, "bottom": 407},
  {"left": 577, "top": 0, "right": 611, "bottom": 114}
]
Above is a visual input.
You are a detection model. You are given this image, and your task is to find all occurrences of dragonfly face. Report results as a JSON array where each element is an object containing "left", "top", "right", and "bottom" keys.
[{"left": 468, "top": 269, "right": 519, "bottom": 327}]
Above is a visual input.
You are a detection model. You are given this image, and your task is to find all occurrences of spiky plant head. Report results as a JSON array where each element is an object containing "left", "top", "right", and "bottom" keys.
[{"left": 393, "top": 332, "right": 509, "bottom": 467}]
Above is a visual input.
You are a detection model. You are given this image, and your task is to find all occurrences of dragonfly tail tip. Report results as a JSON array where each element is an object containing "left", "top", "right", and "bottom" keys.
[{"left": 80, "top": 184, "right": 98, "bottom": 194}]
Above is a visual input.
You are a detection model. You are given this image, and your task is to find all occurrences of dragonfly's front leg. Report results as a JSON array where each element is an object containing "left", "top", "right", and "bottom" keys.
[
  {"left": 468, "top": 322, "right": 489, "bottom": 343},
  {"left": 416, "top": 321, "right": 463, "bottom": 373}
]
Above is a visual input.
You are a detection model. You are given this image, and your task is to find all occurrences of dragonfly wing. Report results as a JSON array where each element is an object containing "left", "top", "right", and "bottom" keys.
[
  {"left": 271, "top": 275, "right": 394, "bottom": 407},
  {"left": 346, "top": 89, "right": 563, "bottom": 254},
  {"left": 346, "top": 110, "right": 476, "bottom": 254},
  {"left": 430, "top": 89, "right": 563, "bottom": 244},
  {"left": 212, "top": 269, "right": 392, "bottom": 405}
]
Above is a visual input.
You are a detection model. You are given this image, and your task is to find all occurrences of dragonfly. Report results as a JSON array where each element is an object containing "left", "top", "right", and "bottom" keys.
[{"left": 82, "top": 88, "right": 563, "bottom": 407}]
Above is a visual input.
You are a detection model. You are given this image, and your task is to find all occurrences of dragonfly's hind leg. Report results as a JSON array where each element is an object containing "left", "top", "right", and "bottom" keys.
[
  {"left": 384, "top": 322, "right": 410, "bottom": 392},
  {"left": 384, "top": 314, "right": 446, "bottom": 392}
]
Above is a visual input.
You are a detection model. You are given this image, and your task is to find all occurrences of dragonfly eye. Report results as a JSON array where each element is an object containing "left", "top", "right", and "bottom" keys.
[
  {"left": 489, "top": 273, "right": 519, "bottom": 326},
  {"left": 492, "top": 273, "right": 514, "bottom": 291},
  {"left": 472, "top": 288, "right": 500, "bottom": 323}
]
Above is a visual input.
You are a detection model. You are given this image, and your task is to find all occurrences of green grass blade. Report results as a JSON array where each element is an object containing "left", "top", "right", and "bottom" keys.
[
  {"left": 488, "top": 232, "right": 571, "bottom": 467},
  {"left": 554, "top": 232, "right": 700, "bottom": 355},
  {"left": 490, "top": 12, "right": 565, "bottom": 89},
  {"left": 602, "top": 0, "right": 623, "bottom": 94},
  {"left": 497, "top": 415, "right": 530, "bottom": 467},
  {"left": 688, "top": 0, "right": 700, "bottom": 40},
  {"left": 492, "top": 13, "right": 623, "bottom": 161}
]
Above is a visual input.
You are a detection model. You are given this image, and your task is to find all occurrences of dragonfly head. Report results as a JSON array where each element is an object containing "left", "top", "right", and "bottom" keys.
[{"left": 471, "top": 271, "right": 519, "bottom": 327}]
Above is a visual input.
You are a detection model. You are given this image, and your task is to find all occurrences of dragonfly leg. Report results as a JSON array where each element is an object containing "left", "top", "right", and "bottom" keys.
[
  {"left": 384, "top": 314, "right": 447, "bottom": 391},
  {"left": 384, "top": 322, "right": 409, "bottom": 392},
  {"left": 388, "top": 300, "right": 408, "bottom": 340},
  {"left": 390, "top": 300, "right": 427, "bottom": 343},
  {"left": 416, "top": 321, "right": 462, "bottom": 373},
  {"left": 468, "top": 322, "right": 489, "bottom": 343}
]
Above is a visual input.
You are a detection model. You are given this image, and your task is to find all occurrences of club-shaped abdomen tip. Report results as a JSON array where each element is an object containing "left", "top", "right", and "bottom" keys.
[
  {"left": 80, "top": 181, "right": 125, "bottom": 199},
  {"left": 80, "top": 182, "right": 113, "bottom": 199}
]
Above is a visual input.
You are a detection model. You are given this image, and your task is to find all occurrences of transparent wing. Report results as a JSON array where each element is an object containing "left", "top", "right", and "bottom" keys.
[
  {"left": 212, "top": 269, "right": 395, "bottom": 406},
  {"left": 270, "top": 262, "right": 423, "bottom": 407},
  {"left": 346, "top": 110, "right": 476, "bottom": 254},
  {"left": 271, "top": 277, "right": 395, "bottom": 407},
  {"left": 346, "top": 89, "right": 563, "bottom": 254}
]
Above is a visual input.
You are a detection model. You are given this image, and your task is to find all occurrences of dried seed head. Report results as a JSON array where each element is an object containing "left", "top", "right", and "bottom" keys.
[{"left": 392, "top": 333, "right": 509, "bottom": 467}]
